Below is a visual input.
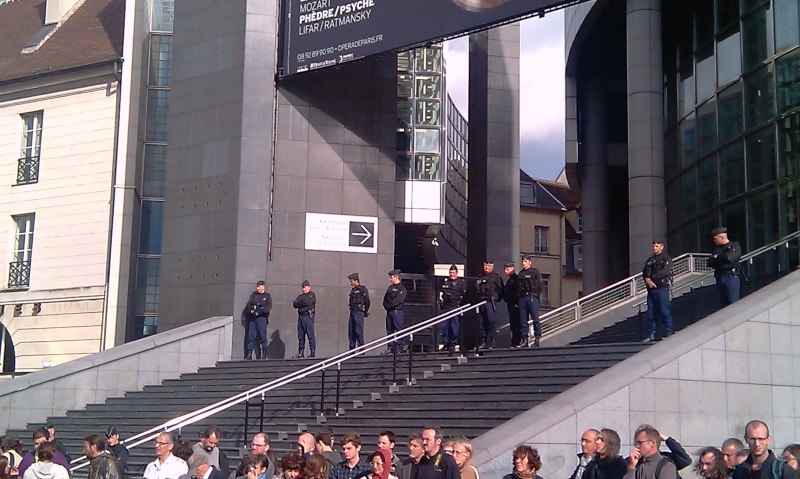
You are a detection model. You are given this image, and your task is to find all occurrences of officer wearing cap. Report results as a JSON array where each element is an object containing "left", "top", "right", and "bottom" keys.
[
  {"left": 642, "top": 239, "right": 673, "bottom": 342},
  {"left": 475, "top": 260, "right": 504, "bottom": 349},
  {"left": 502, "top": 262, "right": 522, "bottom": 347},
  {"left": 383, "top": 269, "right": 408, "bottom": 353},
  {"left": 244, "top": 280, "right": 272, "bottom": 360},
  {"left": 105, "top": 425, "right": 129, "bottom": 472},
  {"left": 439, "top": 264, "right": 466, "bottom": 352},
  {"left": 347, "top": 273, "right": 371, "bottom": 350},
  {"left": 518, "top": 254, "right": 544, "bottom": 347},
  {"left": 292, "top": 280, "right": 317, "bottom": 358},
  {"left": 708, "top": 226, "right": 743, "bottom": 307}
]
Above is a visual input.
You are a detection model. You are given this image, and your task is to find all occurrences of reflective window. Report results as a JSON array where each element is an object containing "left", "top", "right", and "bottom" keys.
[
  {"left": 697, "top": 100, "right": 717, "bottom": 156},
  {"left": 414, "top": 128, "right": 440, "bottom": 154},
  {"left": 720, "top": 140, "right": 745, "bottom": 200},
  {"left": 774, "top": 0, "right": 800, "bottom": 51},
  {"left": 748, "top": 188, "right": 780, "bottom": 248},
  {"left": 143, "top": 144, "right": 167, "bottom": 197},
  {"left": 681, "top": 221, "right": 699, "bottom": 253},
  {"left": 398, "top": 74, "right": 413, "bottom": 97},
  {"left": 742, "top": 4, "right": 774, "bottom": 71},
  {"left": 151, "top": 0, "right": 174, "bottom": 32},
  {"left": 681, "top": 114, "right": 697, "bottom": 168},
  {"left": 780, "top": 178, "right": 800, "bottom": 236},
  {"left": 776, "top": 49, "right": 800, "bottom": 115},
  {"left": 697, "top": 47, "right": 717, "bottom": 102},
  {"left": 146, "top": 89, "right": 170, "bottom": 142},
  {"left": 721, "top": 201, "right": 747, "bottom": 249},
  {"left": 415, "top": 75, "right": 441, "bottom": 99},
  {"left": 717, "top": 1, "right": 740, "bottom": 32},
  {"left": 718, "top": 82, "right": 743, "bottom": 143},
  {"left": 717, "top": 31, "right": 742, "bottom": 87},
  {"left": 133, "top": 316, "right": 158, "bottom": 340},
  {"left": 682, "top": 167, "right": 698, "bottom": 218},
  {"left": 744, "top": 64, "right": 774, "bottom": 129},
  {"left": 134, "top": 257, "right": 160, "bottom": 314},
  {"left": 667, "top": 179, "right": 682, "bottom": 227},
  {"left": 778, "top": 112, "right": 800, "bottom": 178},
  {"left": 414, "top": 154, "right": 441, "bottom": 180},
  {"left": 396, "top": 154, "right": 411, "bottom": 180},
  {"left": 747, "top": 126, "right": 777, "bottom": 190},
  {"left": 698, "top": 153, "right": 719, "bottom": 207},
  {"left": 697, "top": 0, "right": 715, "bottom": 48},
  {"left": 415, "top": 99, "right": 441, "bottom": 126},
  {"left": 665, "top": 128, "right": 680, "bottom": 179},
  {"left": 148, "top": 34, "right": 172, "bottom": 87},
  {"left": 680, "top": 67, "right": 696, "bottom": 117},
  {"left": 139, "top": 201, "right": 164, "bottom": 255},
  {"left": 416, "top": 48, "right": 441, "bottom": 72}
]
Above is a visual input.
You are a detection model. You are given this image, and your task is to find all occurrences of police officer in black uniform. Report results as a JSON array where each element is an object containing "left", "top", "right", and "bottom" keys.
[
  {"left": 347, "top": 273, "right": 370, "bottom": 350},
  {"left": 518, "top": 254, "right": 544, "bottom": 347},
  {"left": 383, "top": 269, "right": 408, "bottom": 353},
  {"left": 502, "top": 262, "right": 522, "bottom": 348},
  {"left": 642, "top": 239, "right": 673, "bottom": 342},
  {"left": 708, "top": 226, "right": 743, "bottom": 307},
  {"left": 475, "top": 260, "right": 504, "bottom": 349},
  {"left": 245, "top": 280, "right": 272, "bottom": 360},
  {"left": 439, "top": 264, "right": 466, "bottom": 352},
  {"left": 292, "top": 280, "right": 316, "bottom": 358}
]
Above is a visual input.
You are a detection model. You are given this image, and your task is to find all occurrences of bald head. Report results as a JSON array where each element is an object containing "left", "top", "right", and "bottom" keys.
[
  {"left": 298, "top": 433, "right": 315, "bottom": 455},
  {"left": 581, "top": 430, "right": 599, "bottom": 457}
]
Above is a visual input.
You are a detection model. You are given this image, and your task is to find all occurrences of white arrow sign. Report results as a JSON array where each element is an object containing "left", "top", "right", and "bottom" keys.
[{"left": 305, "top": 213, "right": 378, "bottom": 253}]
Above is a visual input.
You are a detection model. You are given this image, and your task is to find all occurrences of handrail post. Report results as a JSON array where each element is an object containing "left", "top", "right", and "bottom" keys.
[
  {"left": 335, "top": 363, "right": 341, "bottom": 416},
  {"left": 575, "top": 302, "right": 582, "bottom": 322},
  {"left": 392, "top": 343, "right": 398, "bottom": 385},
  {"left": 244, "top": 394, "right": 249, "bottom": 444},
  {"left": 631, "top": 277, "right": 637, "bottom": 298},
  {"left": 407, "top": 333, "right": 414, "bottom": 385},
  {"left": 689, "top": 254, "right": 695, "bottom": 273},
  {"left": 320, "top": 368, "right": 326, "bottom": 416},
  {"left": 259, "top": 392, "right": 265, "bottom": 433}
]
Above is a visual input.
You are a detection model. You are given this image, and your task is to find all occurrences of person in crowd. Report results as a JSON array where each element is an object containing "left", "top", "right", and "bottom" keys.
[
  {"left": 103, "top": 427, "right": 129, "bottom": 475},
  {"left": 303, "top": 455, "right": 328, "bottom": 479},
  {"left": 292, "top": 280, "right": 317, "bottom": 358},
  {"left": 442, "top": 441, "right": 454, "bottom": 457},
  {"left": 475, "top": 261, "right": 504, "bottom": 350},
  {"left": 244, "top": 433, "right": 277, "bottom": 479},
  {"left": 569, "top": 430, "right": 598, "bottom": 479},
  {"left": 518, "top": 255, "right": 544, "bottom": 347},
  {"left": 360, "top": 450, "right": 396, "bottom": 479},
  {"left": 331, "top": 434, "right": 370, "bottom": 479},
  {"left": 21, "top": 444, "right": 68, "bottom": 479},
  {"left": 315, "top": 432, "right": 341, "bottom": 472},
  {"left": 377, "top": 433, "right": 401, "bottom": 475},
  {"left": 735, "top": 451, "right": 749, "bottom": 467},
  {"left": 43, "top": 424, "right": 70, "bottom": 465},
  {"left": 143, "top": 432, "right": 188, "bottom": 479},
  {"left": 502, "top": 262, "right": 522, "bottom": 348},
  {"left": 347, "top": 273, "right": 371, "bottom": 351},
  {"left": 244, "top": 280, "right": 272, "bottom": 360},
  {"left": 736, "top": 420, "right": 798, "bottom": 479},
  {"left": 247, "top": 456, "right": 270, "bottom": 479},
  {"left": 782, "top": 445, "right": 800, "bottom": 471},
  {"left": 84, "top": 434, "right": 121, "bottom": 479},
  {"left": 188, "top": 454, "right": 226, "bottom": 479},
  {"left": 418, "top": 428, "right": 459, "bottom": 479},
  {"left": 1, "top": 437, "right": 24, "bottom": 472},
  {"left": 18, "top": 429, "right": 70, "bottom": 478},
  {"left": 193, "top": 427, "right": 229, "bottom": 476},
  {"left": 722, "top": 439, "right": 746, "bottom": 477},
  {"left": 623, "top": 426, "right": 676, "bottom": 479},
  {"left": 173, "top": 442, "right": 194, "bottom": 462},
  {"left": 451, "top": 437, "right": 478, "bottom": 479},
  {"left": 439, "top": 265, "right": 466, "bottom": 352},
  {"left": 279, "top": 454, "right": 304, "bottom": 479},
  {"left": 0, "top": 455, "right": 12, "bottom": 479},
  {"left": 502, "top": 445, "right": 543, "bottom": 479},
  {"left": 397, "top": 434, "right": 424, "bottom": 479},
  {"left": 581, "top": 428, "right": 627, "bottom": 479},
  {"left": 641, "top": 239, "right": 673, "bottom": 342},
  {"left": 383, "top": 270, "right": 408, "bottom": 354},
  {"left": 657, "top": 431, "right": 691, "bottom": 470},
  {"left": 696, "top": 447, "right": 728, "bottom": 479},
  {"left": 297, "top": 434, "right": 315, "bottom": 461}
]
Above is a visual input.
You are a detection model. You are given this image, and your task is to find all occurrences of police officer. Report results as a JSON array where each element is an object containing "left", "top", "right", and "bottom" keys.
[
  {"left": 383, "top": 269, "right": 408, "bottom": 353},
  {"left": 475, "top": 260, "right": 504, "bottom": 349},
  {"left": 439, "top": 264, "right": 466, "bottom": 352},
  {"left": 245, "top": 280, "right": 271, "bottom": 360},
  {"left": 502, "top": 262, "right": 522, "bottom": 348},
  {"left": 642, "top": 239, "right": 673, "bottom": 342},
  {"left": 292, "top": 280, "right": 316, "bottom": 358},
  {"left": 518, "top": 255, "right": 544, "bottom": 348},
  {"left": 708, "top": 226, "right": 743, "bottom": 307},
  {"left": 347, "top": 273, "right": 370, "bottom": 350}
]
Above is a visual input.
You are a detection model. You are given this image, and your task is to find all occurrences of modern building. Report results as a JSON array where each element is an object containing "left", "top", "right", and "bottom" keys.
[
  {"left": 565, "top": 0, "right": 800, "bottom": 293},
  {"left": 519, "top": 170, "right": 582, "bottom": 309}
]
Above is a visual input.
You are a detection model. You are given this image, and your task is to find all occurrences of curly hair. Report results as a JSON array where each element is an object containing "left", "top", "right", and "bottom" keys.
[
  {"left": 304, "top": 454, "right": 328, "bottom": 479},
  {"left": 695, "top": 447, "right": 727, "bottom": 479},
  {"left": 512, "top": 445, "right": 542, "bottom": 472},
  {"left": 280, "top": 453, "right": 305, "bottom": 472}
]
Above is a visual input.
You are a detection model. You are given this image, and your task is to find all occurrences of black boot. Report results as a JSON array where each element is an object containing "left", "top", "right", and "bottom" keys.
[
  {"left": 533, "top": 337, "right": 541, "bottom": 348},
  {"left": 486, "top": 338, "right": 494, "bottom": 350},
  {"left": 259, "top": 349, "right": 267, "bottom": 359},
  {"left": 292, "top": 350, "right": 304, "bottom": 359},
  {"left": 244, "top": 351, "right": 253, "bottom": 361},
  {"left": 642, "top": 333, "right": 655, "bottom": 343},
  {"left": 310, "top": 350, "right": 316, "bottom": 358},
  {"left": 478, "top": 340, "right": 487, "bottom": 350}
]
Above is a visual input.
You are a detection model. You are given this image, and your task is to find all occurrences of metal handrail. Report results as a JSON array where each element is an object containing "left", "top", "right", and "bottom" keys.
[
  {"left": 70, "top": 301, "right": 485, "bottom": 471},
  {"left": 632, "top": 229, "right": 800, "bottom": 309}
]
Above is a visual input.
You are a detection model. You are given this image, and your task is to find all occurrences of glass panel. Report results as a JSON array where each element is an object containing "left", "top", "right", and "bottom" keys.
[
  {"left": 415, "top": 99, "right": 441, "bottom": 126},
  {"left": 143, "top": 144, "right": 167, "bottom": 197},
  {"left": 414, "top": 128, "right": 440, "bottom": 154},
  {"left": 742, "top": 5, "right": 774, "bottom": 71},
  {"left": 397, "top": 51, "right": 413, "bottom": 71},
  {"left": 146, "top": 89, "right": 170, "bottom": 142},
  {"left": 148, "top": 34, "right": 172, "bottom": 87},
  {"left": 744, "top": 63, "right": 774, "bottom": 129},
  {"left": 151, "top": 0, "right": 174, "bottom": 32},
  {"left": 697, "top": 0, "right": 715, "bottom": 48},
  {"left": 781, "top": 177, "right": 800, "bottom": 236},
  {"left": 717, "top": 0, "right": 740, "bottom": 33},
  {"left": 698, "top": 154, "right": 718, "bottom": 208},
  {"left": 139, "top": 200, "right": 164, "bottom": 255},
  {"left": 774, "top": 0, "right": 800, "bottom": 51},
  {"left": 681, "top": 167, "right": 698, "bottom": 218},
  {"left": 718, "top": 82, "right": 743, "bottom": 143},
  {"left": 696, "top": 47, "right": 716, "bottom": 102},
  {"left": 398, "top": 74, "right": 413, "bottom": 97},
  {"left": 396, "top": 127, "right": 411, "bottom": 152},
  {"left": 717, "top": 31, "right": 742, "bottom": 87},
  {"left": 680, "top": 114, "right": 697, "bottom": 168},
  {"left": 778, "top": 112, "right": 800, "bottom": 178},
  {"left": 721, "top": 200, "right": 747, "bottom": 249},
  {"left": 20, "top": 111, "right": 43, "bottom": 159},
  {"left": 134, "top": 257, "right": 160, "bottom": 314},
  {"left": 665, "top": 128, "right": 680, "bottom": 180},
  {"left": 414, "top": 154, "right": 441, "bottom": 180},
  {"left": 746, "top": 125, "right": 777, "bottom": 190},
  {"left": 748, "top": 188, "right": 779, "bottom": 248},
  {"left": 720, "top": 140, "right": 745, "bottom": 200},
  {"left": 776, "top": 49, "right": 800, "bottom": 115},
  {"left": 397, "top": 100, "right": 412, "bottom": 127},
  {"left": 699, "top": 211, "right": 720, "bottom": 243},
  {"left": 741, "top": 0, "right": 769, "bottom": 15},
  {"left": 666, "top": 180, "right": 681, "bottom": 229},
  {"left": 415, "top": 75, "right": 441, "bottom": 99},
  {"left": 697, "top": 100, "right": 717, "bottom": 157},
  {"left": 133, "top": 316, "right": 158, "bottom": 340},
  {"left": 680, "top": 67, "right": 696, "bottom": 117},
  {"left": 683, "top": 222, "right": 699, "bottom": 254},
  {"left": 416, "top": 48, "right": 441, "bottom": 73},
  {"left": 396, "top": 155, "right": 411, "bottom": 180}
]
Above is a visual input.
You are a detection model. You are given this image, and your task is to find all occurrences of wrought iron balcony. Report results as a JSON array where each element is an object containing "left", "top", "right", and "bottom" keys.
[
  {"left": 17, "top": 156, "right": 39, "bottom": 184},
  {"left": 8, "top": 261, "right": 31, "bottom": 288}
]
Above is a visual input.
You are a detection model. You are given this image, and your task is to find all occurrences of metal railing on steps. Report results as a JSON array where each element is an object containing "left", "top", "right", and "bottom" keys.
[{"left": 69, "top": 301, "right": 485, "bottom": 471}]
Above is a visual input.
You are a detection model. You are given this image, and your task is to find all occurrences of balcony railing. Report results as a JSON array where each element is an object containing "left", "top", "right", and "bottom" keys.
[
  {"left": 8, "top": 261, "right": 31, "bottom": 288},
  {"left": 17, "top": 156, "right": 39, "bottom": 184}
]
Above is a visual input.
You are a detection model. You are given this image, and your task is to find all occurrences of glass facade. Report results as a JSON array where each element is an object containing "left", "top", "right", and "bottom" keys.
[
  {"left": 444, "top": 96, "right": 469, "bottom": 257},
  {"left": 664, "top": 0, "right": 800, "bottom": 254}
]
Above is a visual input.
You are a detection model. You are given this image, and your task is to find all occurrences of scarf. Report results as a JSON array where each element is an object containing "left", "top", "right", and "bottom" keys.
[{"left": 372, "top": 449, "right": 392, "bottom": 479}]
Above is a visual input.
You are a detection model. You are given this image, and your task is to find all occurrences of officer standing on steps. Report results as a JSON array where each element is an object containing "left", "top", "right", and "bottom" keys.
[
  {"left": 347, "top": 273, "right": 370, "bottom": 350},
  {"left": 708, "top": 226, "right": 743, "bottom": 308},
  {"left": 439, "top": 264, "right": 466, "bottom": 352},
  {"left": 383, "top": 269, "right": 408, "bottom": 353},
  {"left": 245, "top": 280, "right": 271, "bottom": 360},
  {"left": 502, "top": 262, "right": 522, "bottom": 348},
  {"left": 475, "top": 260, "right": 504, "bottom": 350},
  {"left": 642, "top": 239, "right": 673, "bottom": 342},
  {"left": 292, "top": 280, "right": 316, "bottom": 358},
  {"left": 518, "top": 255, "right": 544, "bottom": 347}
]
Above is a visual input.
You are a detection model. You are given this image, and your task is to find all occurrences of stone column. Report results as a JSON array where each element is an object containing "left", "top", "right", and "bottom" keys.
[{"left": 627, "top": 0, "right": 666, "bottom": 273}]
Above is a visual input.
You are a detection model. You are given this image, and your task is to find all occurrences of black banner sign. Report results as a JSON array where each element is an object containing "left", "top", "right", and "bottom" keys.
[{"left": 281, "top": 0, "right": 577, "bottom": 77}]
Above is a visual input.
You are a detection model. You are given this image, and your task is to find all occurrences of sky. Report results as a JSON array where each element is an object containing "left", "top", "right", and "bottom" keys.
[{"left": 444, "top": 11, "right": 566, "bottom": 181}]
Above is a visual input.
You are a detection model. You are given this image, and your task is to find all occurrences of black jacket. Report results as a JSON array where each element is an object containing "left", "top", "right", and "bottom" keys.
[
  {"left": 708, "top": 241, "right": 743, "bottom": 276},
  {"left": 247, "top": 291, "right": 272, "bottom": 319},
  {"left": 440, "top": 277, "right": 466, "bottom": 308},
  {"left": 417, "top": 451, "right": 460, "bottom": 479},
  {"left": 518, "top": 267, "right": 544, "bottom": 297},
  {"left": 502, "top": 273, "right": 520, "bottom": 304},
  {"left": 734, "top": 451, "right": 800, "bottom": 479},
  {"left": 108, "top": 443, "right": 129, "bottom": 473},
  {"left": 662, "top": 437, "right": 691, "bottom": 471},
  {"left": 582, "top": 455, "right": 628, "bottom": 479},
  {"left": 349, "top": 285, "right": 371, "bottom": 313},
  {"left": 383, "top": 283, "right": 408, "bottom": 311},
  {"left": 293, "top": 291, "right": 316, "bottom": 315},
  {"left": 643, "top": 252, "right": 672, "bottom": 289},
  {"left": 476, "top": 271, "right": 504, "bottom": 301}
]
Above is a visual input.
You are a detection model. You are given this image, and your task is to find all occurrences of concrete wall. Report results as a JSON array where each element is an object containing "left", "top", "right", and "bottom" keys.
[
  {"left": 0, "top": 315, "right": 233, "bottom": 431},
  {"left": 474, "top": 268, "right": 800, "bottom": 479},
  {"left": 520, "top": 208, "right": 570, "bottom": 308}
]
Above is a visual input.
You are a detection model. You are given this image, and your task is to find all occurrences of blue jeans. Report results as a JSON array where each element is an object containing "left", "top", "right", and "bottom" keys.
[
  {"left": 646, "top": 287, "right": 673, "bottom": 335},
  {"left": 478, "top": 303, "right": 496, "bottom": 340},
  {"left": 247, "top": 316, "right": 268, "bottom": 353},
  {"left": 519, "top": 296, "right": 540, "bottom": 338},
  {"left": 297, "top": 313, "right": 316, "bottom": 351},
  {"left": 441, "top": 307, "right": 461, "bottom": 347},
  {"left": 348, "top": 311, "right": 365, "bottom": 349},
  {"left": 716, "top": 275, "right": 741, "bottom": 307},
  {"left": 386, "top": 310, "right": 406, "bottom": 347}
]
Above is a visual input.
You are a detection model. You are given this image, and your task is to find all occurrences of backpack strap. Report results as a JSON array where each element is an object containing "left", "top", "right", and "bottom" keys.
[
  {"left": 655, "top": 457, "right": 670, "bottom": 479},
  {"left": 772, "top": 459, "right": 787, "bottom": 479}
]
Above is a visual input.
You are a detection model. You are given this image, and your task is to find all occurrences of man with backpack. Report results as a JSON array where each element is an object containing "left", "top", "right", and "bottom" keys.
[
  {"left": 733, "top": 421, "right": 800, "bottom": 479},
  {"left": 624, "top": 426, "right": 677, "bottom": 479}
]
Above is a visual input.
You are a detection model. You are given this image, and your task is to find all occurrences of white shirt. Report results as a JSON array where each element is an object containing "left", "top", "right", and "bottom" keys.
[{"left": 144, "top": 453, "right": 189, "bottom": 479}]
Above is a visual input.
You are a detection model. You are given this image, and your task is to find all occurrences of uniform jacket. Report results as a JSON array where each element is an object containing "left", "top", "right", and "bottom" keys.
[
  {"left": 476, "top": 272, "right": 504, "bottom": 301},
  {"left": 349, "top": 285, "right": 371, "bottom": 313},
  {"left": 642, "top": 252, "right": 672, "bottom": 289},
  {"left": 247, "top": 292, "right": 272, "bottom": 319},
  {"left": 383, "top": 283, "right": 408, "bottom": 311},
  {"left": 293, "top": 291, "right": 317, "bottom": 315},
  {"left": 518, "top": 267, "right": 544, "bottom": 297},
  {"left": 502, "top": 273, "right": 520, "bottom": 304},
  {"left": 708, "top": 241, "right": 743, "bottom": 276},
  {"left": 440, "top": 277, "right": 466, "bottom": 308},
  {"left": 87, "top": 451, "right": 122, "bottom": 479},
  {"left": 108, "top": 443, "right": 129, "bottom": 472}
]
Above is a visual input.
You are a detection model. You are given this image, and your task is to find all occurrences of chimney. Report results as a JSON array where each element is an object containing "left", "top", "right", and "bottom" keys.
[{"left": 45, "top": 0, "right": 82, "bottom": 24}]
